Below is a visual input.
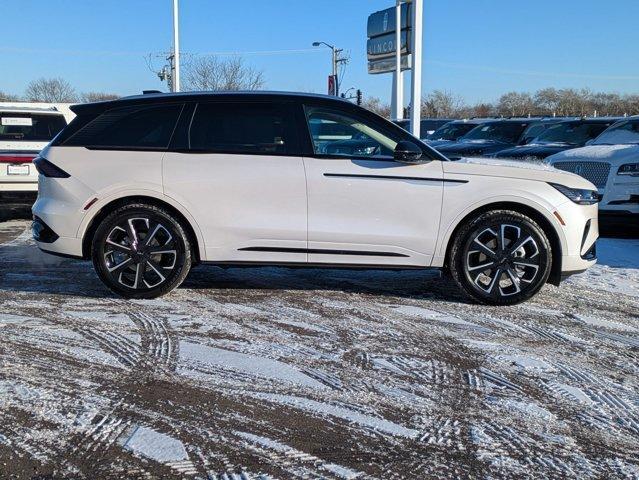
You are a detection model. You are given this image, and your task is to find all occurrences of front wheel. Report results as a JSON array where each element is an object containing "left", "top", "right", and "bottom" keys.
[
  {"left": 91, "top": 203, "right": 192, "bottom": 299},
  {"left": 449, "top": 210, "right": 552, "bottom": 305}
]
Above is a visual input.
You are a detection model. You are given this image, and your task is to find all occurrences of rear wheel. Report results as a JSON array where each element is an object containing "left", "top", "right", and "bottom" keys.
[
  {"left": 91, "top": 203, "right": 192, "bottom": 299},
  {"left": 449, "top": 210, "right": 552, "bottom": 305}
]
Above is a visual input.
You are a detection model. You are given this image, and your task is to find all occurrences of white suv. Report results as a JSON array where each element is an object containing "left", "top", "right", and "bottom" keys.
[
  {"left": 32, "top": 92, "right": 599, "bottom": 305},
  {"left": 547, "top": 117, "right": 639, "bottom": 226},
  {"left": 1, "top": 105, "right": 69, "bottom": 206}
]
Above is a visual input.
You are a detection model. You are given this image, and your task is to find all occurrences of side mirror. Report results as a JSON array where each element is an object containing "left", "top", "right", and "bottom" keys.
[{"left": 394, "top": 140, "right": 423, "bottom": 163}]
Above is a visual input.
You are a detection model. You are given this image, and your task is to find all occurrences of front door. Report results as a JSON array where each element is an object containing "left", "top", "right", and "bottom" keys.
[{"left": 302, "top": 104, "right": 444, "bottom": 267}]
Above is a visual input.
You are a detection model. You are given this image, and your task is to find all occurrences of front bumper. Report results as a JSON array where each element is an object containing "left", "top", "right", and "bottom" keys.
[{"left": 554, "top": 201, "right": 598, "bottom": 279}]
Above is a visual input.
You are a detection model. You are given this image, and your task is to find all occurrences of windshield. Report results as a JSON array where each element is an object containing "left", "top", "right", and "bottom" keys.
[
  {"left": 429, "top": 122, "right": 477, "bottom": 141},
  {"left": 461, "top": 122, "right": 528, "bottom": 144},
  {"left": 0, "top": 113, "right": 66, "bottom": 142},
  {"left": 593, "top": 120, "right": 639, "bottom": 145},
  {"left": 534, "top": 122, "right": 611, "bottom": 146}
]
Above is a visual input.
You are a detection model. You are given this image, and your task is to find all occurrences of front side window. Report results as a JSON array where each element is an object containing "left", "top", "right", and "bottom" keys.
[
  {"left": 462, "top": 122, "right": 529, "bottom": 144},
  {"left": 305, "top": 107, "right": 401, "bottom": 158},
  {"left": 535, "top": 121, "right": 611, "bottom": 145},
  {"left": 593, "top": 120, "right": 639, "bottom": 145},
  {"left": 64, "top": 104, "right": 183, "bottom": 149},
  {"left": 429, "top": 122, "right": 475, "bottom": 141},
  {"left": 0, "top": 113, "right": 66, "bottom": 142},
  {"left": 189, "top": 102, "right": 295, "bottom": 154}
]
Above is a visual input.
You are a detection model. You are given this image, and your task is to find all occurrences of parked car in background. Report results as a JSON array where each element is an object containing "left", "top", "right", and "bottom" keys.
[
  {"left": 394, "top": 118, "right": 454, "bottom": 138},
  {"left": 426, "top": 119, "right": 487, "bottom": 148},
  {"left": 492, "top": 118, "right": 619, "bottom": 161},
  {"left": 547, "top": 117, "right": 639, "bottom": 225},
  {"left": 435, "top": 118, "right": 559, "bottom": 159},
  {"left": 32, "top": 91, "right": 598, "bottom": 304},
  {"left": 0, "top": 104, "right": 72, "bottom": 207}
]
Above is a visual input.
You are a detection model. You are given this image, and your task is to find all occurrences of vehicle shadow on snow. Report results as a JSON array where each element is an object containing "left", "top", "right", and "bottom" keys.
[
  {"left": 182, "top": 264, "right": 469, "bottom": 303},
  {"left": 0, "top": 241, "right": 469, "bottom": 303}
]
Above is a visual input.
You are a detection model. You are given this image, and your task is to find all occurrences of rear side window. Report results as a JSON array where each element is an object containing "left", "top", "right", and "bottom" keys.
[
  {"left": 189, "top": 102, "right": 296, "bottom": 154},
  {"left": 0, "top": 113, "right": 66, "bottom": 141},
  {"left": 63, "top": 104, "right": 183, "bottom": 149}
]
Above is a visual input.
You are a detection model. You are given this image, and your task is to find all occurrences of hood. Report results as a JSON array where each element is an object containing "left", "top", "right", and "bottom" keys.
[
  {"left": 444, "top": 157, "right": 595, "bottom": 189},
  {"left": 436, "top": 140, "right": 514, "bottom": 156},
  {"left": 547, "top": 144, "right": 639, "bottom": 165},
  {"left": 426, "top": 139, "right": 453, "bottom": 148},
  {"left": 492, "top": 143, "right": 574, "bottom": 160}
]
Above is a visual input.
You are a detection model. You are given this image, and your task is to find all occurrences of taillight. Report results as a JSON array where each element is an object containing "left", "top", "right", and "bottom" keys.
[
  {"left": 0, "top": 153, "right": 36, "bottom": 164},
  {"left": 33, "top": 156, "right": 70, "bottom": 178}
]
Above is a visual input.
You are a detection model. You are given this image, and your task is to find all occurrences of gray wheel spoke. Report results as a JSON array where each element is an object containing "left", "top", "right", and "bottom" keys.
[
  {"left": 132, "top": 262, "right": 144, "bottom": 289},
  {"left": 146, "top": 259, "right": 167, "bottom": 281},
  {"left": 472, "top": 239, "right": 498, "bottom": 260},
  {"left": 107, "top": 257, "right": 132, "bottom": 273},
  {"left": 503, "top": 267, "right": 522, "bottom": 295},
  {"left": 467, "top": 260, "right": 496, "bottom": 272},
  {"left": 106, "top": 240, "right": 131, "bottom": 254}
]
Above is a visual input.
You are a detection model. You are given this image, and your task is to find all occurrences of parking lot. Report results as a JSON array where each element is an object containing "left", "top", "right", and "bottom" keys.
[{"left": 0, "top": 217, "right": 637, "bottom": 479}]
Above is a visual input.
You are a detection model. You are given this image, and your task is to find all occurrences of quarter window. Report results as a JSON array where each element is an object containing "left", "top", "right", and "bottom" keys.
[
  {"left": 189, "top": 103, "right": 295, "bottom": 154},
  {"left": 305, "top": 107, "right": 400, "bottom": 158},
  {"left": 64, "top": 104, "right": 183, "bottom": 149}
]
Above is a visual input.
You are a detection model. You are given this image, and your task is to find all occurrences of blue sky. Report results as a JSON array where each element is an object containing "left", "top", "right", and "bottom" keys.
[{"left": 2, "top": 0, "right": 639, "bottom": 105}]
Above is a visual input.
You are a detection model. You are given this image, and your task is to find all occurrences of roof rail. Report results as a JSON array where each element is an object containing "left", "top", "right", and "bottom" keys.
[{"left": 142, "top": 90, "right": 162, "bottom": 95}]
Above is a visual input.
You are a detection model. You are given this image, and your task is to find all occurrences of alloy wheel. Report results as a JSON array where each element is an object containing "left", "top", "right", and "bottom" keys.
[
  {"left": 103, "top": 217, "right": 178, "bottom": 290},
  {"left": 464, "top": 223, "right": 541, "bottom": 298}
]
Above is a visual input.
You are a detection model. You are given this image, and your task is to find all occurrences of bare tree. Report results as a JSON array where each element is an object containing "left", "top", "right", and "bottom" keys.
[
  {"left": 0, "top": 91, "right": 20, "bottom": 102},
  {"left": 360, "top": 96, "right": 391, "bottom": 118},
  {"left": 182, "top": 56, "right": 265, "bottom": 92},
  {"left": 534, "top": 88, "right": 561, "bottom": 116},
  {"left": 469, "top": 102, "right": 494, "bottom": 118},
  {"left": 80, "top": 92, "right": 120, "bottom": 103},
  {"left": 421, "top": 90, "right": 466, "bottom": 118},
  {"left": 497, "top": 92, "right": 536, "bottom": 117},
  {"left": 25, "top": 77, "right": 77, "bottom": 102}
]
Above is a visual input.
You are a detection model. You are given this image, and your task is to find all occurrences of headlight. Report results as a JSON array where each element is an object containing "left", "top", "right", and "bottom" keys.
[
  {"left": 549, "top": 183, "right": 599, "bottom": 205},
  {"left": 617, "top": 163, "right": 639, "bottom": 176}
]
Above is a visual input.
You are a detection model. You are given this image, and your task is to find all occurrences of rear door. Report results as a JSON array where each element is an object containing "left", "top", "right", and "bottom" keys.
[
  {"left": 162, "top": 101, "right": 308, "bottom": 263},
  {"left": 300, "top": 101, "right": 444, "bottom": 267}
]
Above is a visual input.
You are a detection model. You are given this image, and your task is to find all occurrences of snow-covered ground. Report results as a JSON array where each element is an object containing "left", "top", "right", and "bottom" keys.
[{"left": 0, "top": 220, "right": 638, "bottom": 479}]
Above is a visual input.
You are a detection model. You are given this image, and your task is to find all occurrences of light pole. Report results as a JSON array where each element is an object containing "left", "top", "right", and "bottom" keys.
[
  {"left": 312, "top": 41, "right": 343, "bottom": 96},
  {"left": 172, "top": 0, "right": 181, "bottom": 92}
]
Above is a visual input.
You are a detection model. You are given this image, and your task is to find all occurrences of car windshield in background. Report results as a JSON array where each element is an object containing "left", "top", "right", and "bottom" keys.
[
  {"left": 461, "top": 122, "right": 528, "bottom": 143},
  {"left": 0, "top": 114, "right": 66, "bottom": 141},
  {"left": 429, "top": 122, "right": 477, "bottom": 140},
  {"left": 593, "top": 120, "right": 639, "bottom": 145},
  {"left": 534, "top": 121, "right": 611, "bottom": 146}
]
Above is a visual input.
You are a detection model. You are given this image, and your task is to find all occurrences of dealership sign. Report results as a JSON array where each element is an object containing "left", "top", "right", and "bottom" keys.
[{"left": 367, "top": 3, "right": 411, "bottom": 74}]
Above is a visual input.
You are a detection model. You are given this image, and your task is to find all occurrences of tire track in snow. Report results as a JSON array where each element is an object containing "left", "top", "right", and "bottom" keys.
[{"left": 127, "top": 311, "right": 177, "bottom": 371}]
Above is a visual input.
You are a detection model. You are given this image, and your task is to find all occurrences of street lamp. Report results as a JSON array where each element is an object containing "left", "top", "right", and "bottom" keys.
[{"left": 312, "top": 41, "right": 342, "bottom": 96}]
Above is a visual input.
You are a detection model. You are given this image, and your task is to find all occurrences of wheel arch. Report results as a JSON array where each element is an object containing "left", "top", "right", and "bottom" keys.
[
  {"left": 80, "top": 194, "right": 204, "bottom": 263},
  {"left": 441, "top": 201, "right": 564, "bottom": 286}
]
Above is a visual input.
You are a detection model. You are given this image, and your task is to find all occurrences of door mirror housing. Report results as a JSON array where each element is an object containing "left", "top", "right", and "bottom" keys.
[{"left": 394, "top": 140, "right": 423, "bottom": 163}]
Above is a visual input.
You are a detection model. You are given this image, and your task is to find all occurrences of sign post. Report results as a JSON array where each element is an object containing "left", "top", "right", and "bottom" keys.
[
  {"left": 367, "top": 1, "right": 421, "bottom": 134},
  {"left": 394, "top": 0, "right": 403, "bottom": 120},
  {"left": 409, "top": 0, "right": 422, "bottom": 138}
]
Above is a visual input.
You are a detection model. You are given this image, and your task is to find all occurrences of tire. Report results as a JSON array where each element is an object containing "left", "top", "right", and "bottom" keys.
[
  {"left": 91, "top": 203, "right": 192, "bottom": 299},
  {"left": 449, "top": 210, "right": 552, "bottom": 306}
]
